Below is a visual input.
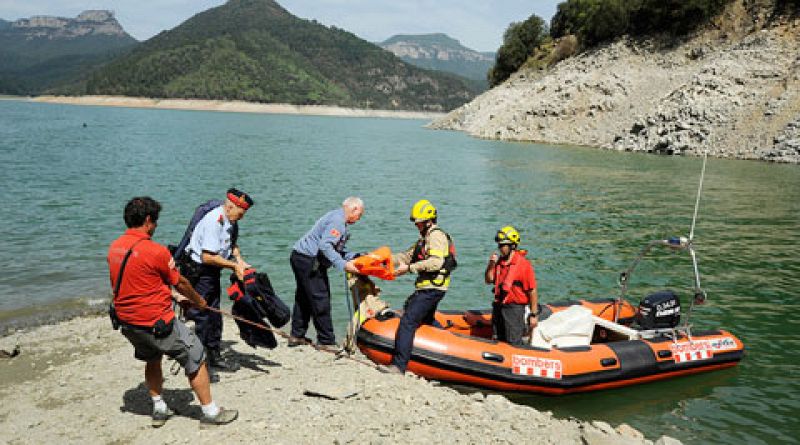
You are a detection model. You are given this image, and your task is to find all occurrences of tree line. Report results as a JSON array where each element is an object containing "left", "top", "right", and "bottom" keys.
[{"left": 489, "top": 0, "right": 796, "bottom": 87}]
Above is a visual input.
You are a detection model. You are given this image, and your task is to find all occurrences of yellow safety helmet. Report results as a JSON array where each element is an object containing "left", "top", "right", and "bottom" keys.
[
  {"left": 495, "top": 225, "right": 520, "bottom": 245},
  {"left": 410, "top": 199, "right": 437, "bottom": 222}
]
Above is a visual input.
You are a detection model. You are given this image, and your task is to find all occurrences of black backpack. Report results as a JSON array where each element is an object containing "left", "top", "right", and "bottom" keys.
[{"left": 171, "top": 199, "right": 238, "bottom": 262}]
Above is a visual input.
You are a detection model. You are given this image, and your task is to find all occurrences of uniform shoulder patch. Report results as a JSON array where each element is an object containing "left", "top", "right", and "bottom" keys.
[{"left": 330, "top": 228, "right": 341, "bottom": 238}]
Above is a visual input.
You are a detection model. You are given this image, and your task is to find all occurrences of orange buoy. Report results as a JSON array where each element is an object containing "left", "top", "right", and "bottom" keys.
[{"left": 353, "top": 246, "right": 395, "bottom": 280}]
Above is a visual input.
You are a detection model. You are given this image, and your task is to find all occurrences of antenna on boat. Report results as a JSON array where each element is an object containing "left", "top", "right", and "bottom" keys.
[
  {"left": 615, "top": 153, "right": 710, "bottom": 334},
  {"left": 689, "top": 153, "right": 707, "bottom": 242},
  {"left": 682, "top": 153, "right": 709, "bottom": 334}
]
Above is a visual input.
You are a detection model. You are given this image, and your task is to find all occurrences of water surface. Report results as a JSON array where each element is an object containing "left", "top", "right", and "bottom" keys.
[{"left": 0, "top": 100, "right": 798, "bottom": 443}]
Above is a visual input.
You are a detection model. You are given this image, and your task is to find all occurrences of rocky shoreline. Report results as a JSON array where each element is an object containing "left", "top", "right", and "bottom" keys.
[
  {"left": 0, "top": 315, "right": 682, "bottom": 444},
  {"left": 429, "top": 12, "right": 800, "bottom": 164},
  {"left": 28, "top": 96, "right": 445, "bottom": 120}
]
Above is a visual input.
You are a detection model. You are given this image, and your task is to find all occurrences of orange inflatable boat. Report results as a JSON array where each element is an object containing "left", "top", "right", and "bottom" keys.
[
  {"left": 356, "top": 236, "right": 745, "bottom": 395},
  {"left": 357, "top": 305, "right": 744, "bottom": 395}
]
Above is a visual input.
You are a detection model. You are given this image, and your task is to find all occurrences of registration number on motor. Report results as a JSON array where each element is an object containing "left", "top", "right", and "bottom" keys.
[
  {"left": 512, "top": 355, "right": 562, "bottom": 379},
  {"left": 669, "top": 337, "right": 737, "bottom": 363}
]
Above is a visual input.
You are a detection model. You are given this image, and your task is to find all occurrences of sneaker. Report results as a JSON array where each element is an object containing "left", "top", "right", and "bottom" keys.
[
  {"left": 379, "top": 364, "right": 404, "bottom": 375},
  {"left": 209, "top": 348, "right": 240, "bottom": 372},
  {"left": 200, "top": 407, "right": 238, "bottom": 425},
  {"left": 151, "top": 406, "right": 174, "bottom": 428},
  {"left": 287, "top": 336, "right": 310, "bottom": 347}
]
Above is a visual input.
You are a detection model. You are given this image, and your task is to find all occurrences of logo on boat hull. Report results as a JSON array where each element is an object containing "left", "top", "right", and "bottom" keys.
[
  {"left": 670, "top": 337, "right": 737, "bottom": 363},
  {"left": 512, "top": 355, "right": 562, "bottom": 379}
]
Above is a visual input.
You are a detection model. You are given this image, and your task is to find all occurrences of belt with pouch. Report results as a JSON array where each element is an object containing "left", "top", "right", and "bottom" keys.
[{"left": 121, "top": 317, "right": 175, "bottom": 338}]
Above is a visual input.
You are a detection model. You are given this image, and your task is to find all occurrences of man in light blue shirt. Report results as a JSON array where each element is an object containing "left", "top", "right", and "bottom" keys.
[
  {"left": 289, "top": 197, "right": 363, "bottom": 348},
  {"left": 184, "top": 188, "right": 253, "bottom": 371}
]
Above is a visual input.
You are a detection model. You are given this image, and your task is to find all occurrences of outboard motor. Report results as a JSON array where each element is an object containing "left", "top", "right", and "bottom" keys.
[{"left": 637, "top": 290, "right": 680, "bottom": 329}]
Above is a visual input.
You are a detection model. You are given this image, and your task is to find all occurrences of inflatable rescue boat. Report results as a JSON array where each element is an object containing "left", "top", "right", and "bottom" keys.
[
  {"left": 352, "top": 236, "right": 745, "bottom": 395},
  {"left": 356, "top": 303, "right": 744, "bottom": 395}
]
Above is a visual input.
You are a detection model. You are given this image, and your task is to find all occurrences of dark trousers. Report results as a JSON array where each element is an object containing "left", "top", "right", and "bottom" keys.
[
  {"left": 391, "top": 289, "right": 445, "bottom": 372},
  {"left": 492, "top": 302, "right": 527, "bottom": 345},
  {"left": 290, "top": 251, "right": 335, "bottom": 345},
  {"left": 186, "top": 265, "right": 222, "bottom": 350}
]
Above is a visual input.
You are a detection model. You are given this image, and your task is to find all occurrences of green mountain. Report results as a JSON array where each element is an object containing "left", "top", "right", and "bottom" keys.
[
  {"left": 0, "top": 11, "right": 138, "bottom": 95},
  {"left": 86, "top": 0, "right": 479, "bottom": 111},
  {"left": 380, "top": 34, "right": 494, "bottom": 88}
]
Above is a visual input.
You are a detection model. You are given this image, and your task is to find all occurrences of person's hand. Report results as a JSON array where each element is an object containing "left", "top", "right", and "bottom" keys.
[
  {"left": 172, "top": 289, "right": 191, "bottom": 310},
  {"left": 489, "top": 253, "right": 499, "bottom": 263},
  {"left": 528, "top": 314, "right": 538, "bottom": 330},
  {"left": 395, "top": 263, "right": 410, "bottom": 276},
  {"left": 234, "top": 263, "right": 246, "bottom": 281},
  {"left": 344, "top": 260, "right": 360, "bottom": 274},
  {"left": 238, "top": 258, "right": 251, "bottom": 269}
]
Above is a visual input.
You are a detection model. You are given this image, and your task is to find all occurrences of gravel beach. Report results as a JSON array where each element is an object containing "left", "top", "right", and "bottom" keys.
[
  {"left": 0, "top": 315, "right": 682, "bottom": 444},
  {"left": 28, "top": 96, "right": 445, "bottom": 120}
]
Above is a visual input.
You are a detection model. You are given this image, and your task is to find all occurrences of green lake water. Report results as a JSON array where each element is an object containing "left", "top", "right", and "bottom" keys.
[{"left": 0, "top": 100, "right": 798, "bottom": 443}]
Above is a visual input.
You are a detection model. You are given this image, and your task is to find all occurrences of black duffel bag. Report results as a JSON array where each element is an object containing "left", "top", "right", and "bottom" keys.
[{"left": 252, "top": 272, "right": 290, "bottom": 328}]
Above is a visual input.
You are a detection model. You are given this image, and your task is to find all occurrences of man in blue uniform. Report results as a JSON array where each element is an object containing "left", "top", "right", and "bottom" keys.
[
  {"left": 288, "top": 197, "right": 364, "bottom": 349},
  {"left": 184, "top": 188, "right": 253, "bottom": 371}
]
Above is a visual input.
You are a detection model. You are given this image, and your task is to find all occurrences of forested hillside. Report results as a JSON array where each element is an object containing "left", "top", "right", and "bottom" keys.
[
  {"left": 87, "top": 0, "right": 479, "bottom": 111},
  {"left": 0, "top": 11, "right": 136, "bottom": 95}
]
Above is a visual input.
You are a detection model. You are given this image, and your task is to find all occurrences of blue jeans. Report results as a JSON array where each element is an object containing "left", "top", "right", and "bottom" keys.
[{"left": 391, "top": 289, "right": 445, "bottom": 372}]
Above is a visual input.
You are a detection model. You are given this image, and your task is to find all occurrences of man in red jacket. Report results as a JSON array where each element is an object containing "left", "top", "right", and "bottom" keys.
[
  {"left": 484, "top": 226, "right": 539, "bottom": 345},
  {"left": 107, "top": 197, "right": 237, "bottom": 427}
]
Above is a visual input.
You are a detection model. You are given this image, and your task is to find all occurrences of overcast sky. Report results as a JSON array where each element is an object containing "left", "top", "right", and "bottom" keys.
[{"left": 0, "top": 0, "right": 561, "bottom": 52}]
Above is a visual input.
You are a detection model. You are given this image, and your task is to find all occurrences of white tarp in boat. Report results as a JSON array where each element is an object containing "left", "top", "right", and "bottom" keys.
[{"left": 530, "top": 305, "right": 594, "bottom": 349}]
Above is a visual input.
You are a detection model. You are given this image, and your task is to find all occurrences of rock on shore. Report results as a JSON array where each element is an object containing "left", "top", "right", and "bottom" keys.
[
  {"left": 0, "top": 316, "right": 681, "bottom": 444},
  {"left": 429, "top": 10, "right": 800, "bottom": 164}
]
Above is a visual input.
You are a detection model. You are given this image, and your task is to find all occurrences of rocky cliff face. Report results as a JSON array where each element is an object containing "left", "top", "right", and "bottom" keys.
[
  {"left": 0, "top": 10, "right": 137, "bottom": 95},
  {"left": 10, "top": 10, "right": 131, "bottom": 39},
  {"left": 382, "top": 34, "right": 494, "bottom": 62},
  {"left": 380, "top": 34, "right": 494, "bottom": 83},
  {"left": 430, "top": 6, "right": 800, "bottom": 164}
]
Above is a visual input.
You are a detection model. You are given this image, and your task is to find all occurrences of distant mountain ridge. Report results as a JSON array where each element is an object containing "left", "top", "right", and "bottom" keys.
[
  {"left": 87, "top": 0, "right": 479, "bottom": 111},
  {"left": 380, "top": 33, "right": 494, "bottom": 86},
  {"left": 10, "top": 10, "right": 131, "bottom": 39},
  {"left": 0, "top": 10, "right": 137, "bottom": 94}
]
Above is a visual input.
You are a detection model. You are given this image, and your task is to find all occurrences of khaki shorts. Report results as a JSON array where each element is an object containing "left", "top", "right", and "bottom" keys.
[{"left": 120, "top": 318, "right": 206, "bottom": 375}]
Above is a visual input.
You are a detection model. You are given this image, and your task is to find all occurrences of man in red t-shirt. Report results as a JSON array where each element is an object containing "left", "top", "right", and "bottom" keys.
[
  {"left": 107, "top": 197, "right": 237, "bottom": 427},
  {"left": 484, "top": 226, "right": 539, "bottom": 345}
]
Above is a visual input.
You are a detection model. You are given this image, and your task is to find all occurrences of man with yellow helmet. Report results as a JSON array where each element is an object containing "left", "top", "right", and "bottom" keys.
[
  {"left": 485, "top": 225, "right": 539, "bottom": 345},
  {"left": 383, "top": 199, "right": 456, "bottom": 374}
]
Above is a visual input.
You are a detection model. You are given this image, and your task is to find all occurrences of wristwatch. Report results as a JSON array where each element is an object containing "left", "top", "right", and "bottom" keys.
[{"left": 527, "top": 310, "right": 539, "bottom": 320}]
